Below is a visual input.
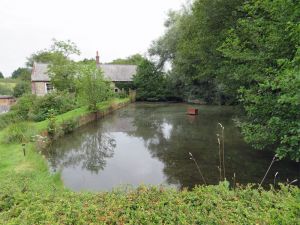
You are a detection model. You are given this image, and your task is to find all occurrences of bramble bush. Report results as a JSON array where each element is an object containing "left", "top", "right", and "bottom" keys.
[
  {"left": 0, "top": 92, "right": 76, "bottom": 131},
  {"left": 0, "top": 177, "right": 299, "bottom": 224},
  {"left": 29, "top": 91, "right": 76, "bottom": 121}
]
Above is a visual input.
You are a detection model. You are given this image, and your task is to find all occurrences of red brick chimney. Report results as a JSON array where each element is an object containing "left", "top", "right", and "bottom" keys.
[{"left": 96, "top": 51, "right": 100, "bottom": 65}]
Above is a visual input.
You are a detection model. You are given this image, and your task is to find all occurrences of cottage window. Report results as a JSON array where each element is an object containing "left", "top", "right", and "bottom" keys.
[
  {"left": 114, "top": 88, "right": 119, "bottom": 93},
  {"left": 46, "top": 83, "right": 54, "bottom": 93}
]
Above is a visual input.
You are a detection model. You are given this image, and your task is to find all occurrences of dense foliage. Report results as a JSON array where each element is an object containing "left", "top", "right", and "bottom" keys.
[
  {"left": 148, "top": 0, "right": 300, "bottom": 161},
  {"left": 0, "top": 175, "right": 299, "bottom": 224},
  {"left": 11, "top": 67, "right": 31, "bottom": 80},
  {"left": 218, "top": 0, "right": 300, "bottom": 161},
  {"left": 0, "top": 71, "right": 3, "bottom": 78},
  {"left": 13, "top": 80, "right": 31, "bottom": 97},
  {"left": 29, "top": 92, "right": 76, "bottom": 121},
  {"left": 76, "top": 63, "right": 113, "bottom": 111},
  {"left": 0, "top": 83, "right": 13, "bottom": 95},
  {"left": 149, "top": 0, "right": 244, "bottom": 103},
  {"left": 0, "top": 92, "right": 76, "bottom": 130},
  {"left": 133, "top": 59, "right": 169, "bottom": 101}
]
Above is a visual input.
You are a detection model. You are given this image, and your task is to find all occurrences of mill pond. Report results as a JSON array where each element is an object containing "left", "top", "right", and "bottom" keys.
[{"left": 45, "top": 103, "right": 299, "bottom": 191}]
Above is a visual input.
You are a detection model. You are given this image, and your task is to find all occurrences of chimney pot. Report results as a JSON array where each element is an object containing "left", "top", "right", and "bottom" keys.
[{"left": 96, "top": 51, "right": 100, "bottom": 65}]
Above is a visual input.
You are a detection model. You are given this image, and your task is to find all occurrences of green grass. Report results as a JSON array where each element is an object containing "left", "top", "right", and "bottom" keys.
[
  {"left": 0, "top": 97, "right": 299, "bottom": 224},
  {"left": 0, "top": 98, "right": 130, "bottom": 184},
  {"left": 34, "top": 98, "right": 129, "bottom": 132},
  {"left": 0, "top": 79, "right": 16, "bottom": 90}
]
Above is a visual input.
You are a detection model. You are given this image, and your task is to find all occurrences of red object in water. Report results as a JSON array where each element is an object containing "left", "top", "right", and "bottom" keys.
[{"left": 187, "top": 108, "right": 198, "bottom": 115}]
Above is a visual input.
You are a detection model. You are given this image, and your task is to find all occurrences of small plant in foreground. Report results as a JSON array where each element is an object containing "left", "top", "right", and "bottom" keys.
[
  {"left": 62, "top": 119, "right": 77, "bottom": 134},
  {"left": 189, "top": 152, "right": 207, "bottom": 185},
  {"left": 217, "top": 122, "right": 225, "bottom": 181},
  {"left": 47, "top": 109, "right": 58, "bottom": 139}
]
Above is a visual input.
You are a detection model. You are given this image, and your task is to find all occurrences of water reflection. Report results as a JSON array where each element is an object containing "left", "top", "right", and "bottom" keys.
[
  {"left": 46, "top": 125, "right": 116, "bottom": 174},
  {"left": 45, "top": 103, "right": 299, "bottom": 191}
]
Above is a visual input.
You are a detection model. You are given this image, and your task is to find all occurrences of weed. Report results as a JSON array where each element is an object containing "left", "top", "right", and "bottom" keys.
[
  {"left": 2, "top": 122, "right": 36, "bottom": 144},
  {"left": 189, "top": 152, "right": 207, "bottom": 185}
]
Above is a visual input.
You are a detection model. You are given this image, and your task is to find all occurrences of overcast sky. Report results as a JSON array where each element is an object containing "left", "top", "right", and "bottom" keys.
[{"left": 0, "top": 0, "right": 186, "bottom": 76}]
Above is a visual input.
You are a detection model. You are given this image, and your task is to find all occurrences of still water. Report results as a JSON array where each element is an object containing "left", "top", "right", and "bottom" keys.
[{"left": 45, "top": 103, "right": 299, "bottom": 191}]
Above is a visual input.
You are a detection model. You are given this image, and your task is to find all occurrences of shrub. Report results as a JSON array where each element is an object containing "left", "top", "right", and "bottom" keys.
[
  {"left": 115, "top": 90, "right": 128, "bottom": 99},
  {"left": 0, "top": 111, "right": 22, "bottom": 130},
  {"left": 2, "top": 122, "right": 36, "bottom": 144},
  {"left": 10, "top": 94, "right": 36, "bottom": 120},
  {"left": 0, "top": 180, "right": 299, "bottom": 224},
  {"left": 47, "top": 109, "right": 56, "bottom": 137},
  {"left": 0, "top": 83, "right": 13, "bottom": 95},
  {"left": 62, "top": 119, "right": 77, "bottom": 134},
  {"left": 133, "top": 59, "right": 169, "bottom": 101},
  {"left": 29, "top": 91, "right": 76, "bottom": 122},
  {"left": 0, "top": 94, "right": 35, "bottom": 130},
  {"left": 13, "top": 80, "right": 31, "bottom": 97},
  {"left": 76, "top": 64, "right": 113, "bottom": 111}
]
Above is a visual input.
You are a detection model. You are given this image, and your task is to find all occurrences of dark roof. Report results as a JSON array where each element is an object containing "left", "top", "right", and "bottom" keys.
[
  {"left": 97, "top": 64, "right": 137, "bottom": 82},
  {"left": 31, "top": 62, "right": 137, "bottom": 82},
  {"left": 31, "top": 62, "right": 51, "bottom": 82}
]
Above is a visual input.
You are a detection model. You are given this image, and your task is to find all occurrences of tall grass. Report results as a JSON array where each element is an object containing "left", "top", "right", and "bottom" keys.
[
  {"left": 217, "top": 123, "right": 226, "bottom": 181},
  {"left": 1, "top": 122, "right": 36, "bottom": 144},
  {"left": 189, "top": 152, "right": 206, "bottom": 185}
]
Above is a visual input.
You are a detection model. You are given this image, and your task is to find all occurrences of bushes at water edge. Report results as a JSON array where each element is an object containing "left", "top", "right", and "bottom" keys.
[{"left": 0, "top": 177, "right": 299, "bottom": 224}]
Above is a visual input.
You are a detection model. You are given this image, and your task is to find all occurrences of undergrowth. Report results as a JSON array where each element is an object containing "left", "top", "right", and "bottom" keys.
[{"left": 0, "top": 176, "right": 299, "bottom": 224}]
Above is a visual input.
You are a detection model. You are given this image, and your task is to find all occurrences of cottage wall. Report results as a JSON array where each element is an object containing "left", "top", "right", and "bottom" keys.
[
  {"left": 0, "top": 97, "right": 15, "bottom": 107},
  {"left": 32, "top": 82, "right": 47, "bottom": 96},
  {"left": 0, "top": 98, "right": 13, "bottom": 106}
]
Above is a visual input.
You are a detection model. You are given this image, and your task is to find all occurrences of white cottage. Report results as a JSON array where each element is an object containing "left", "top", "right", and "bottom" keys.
[{"left": 31, "top": 52, "right": 137, "bottom": 96}]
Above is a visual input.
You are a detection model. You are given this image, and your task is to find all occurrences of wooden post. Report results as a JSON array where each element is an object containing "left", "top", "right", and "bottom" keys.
[{"left": 22, "top": 143, "right": 26, "bottom": 156}]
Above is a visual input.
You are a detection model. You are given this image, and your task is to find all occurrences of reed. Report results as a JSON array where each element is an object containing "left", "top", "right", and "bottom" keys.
[
  {"left": 259, "top": 155, "right": 278, "bottom": 187},
  {"left": 273, "top": 172, "right": 278, "bottom": 187},
  {"left": 217, "top": 123, "right": 226, "bottom": 181},
  {"left": 189, "top": 152, "right": 207, "bottom": 185}
]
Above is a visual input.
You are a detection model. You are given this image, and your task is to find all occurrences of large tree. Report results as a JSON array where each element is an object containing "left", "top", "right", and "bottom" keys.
[
  {"left": 133, "top": 59, "right": 169, "bottom": 101},
  {"left": 76, "top": 63, "right": 113, "bottom": 111},
  {"left": 11, "top": 67, "right": 31, "bottom": 80},
  {"left": 219, "top": 0, "right": 300, "bottom": 161},
  {"left": 149, "top": 0, "right": 245, "bottom": 103},
  {"left": 0, "top": 71, "right": 4, "bottom": 78},
  {"left": 26, "top": 39, "right": 80, "bottom": 68},
  {"left": 26, "top": 39, "right": 81, "bottom": 93},
  {"left": 149, "top": 0, "right": 299, "bottom": 161}
]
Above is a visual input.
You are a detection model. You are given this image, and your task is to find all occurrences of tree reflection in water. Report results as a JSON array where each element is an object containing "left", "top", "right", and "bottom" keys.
[
  {"left": 125, "top": 104, "right": 300, "bottom": 188},
  {"left": 46, "top": 125, "right": 116, "bottom": 174},
  {"left": 44, "top": 103, "right": 299, "bottom": 189}
]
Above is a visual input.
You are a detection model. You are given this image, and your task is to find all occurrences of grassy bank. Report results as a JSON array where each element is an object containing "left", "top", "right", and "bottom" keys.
[
  {"left": 0, "top": 98, "right": 130, "bottom": 191},
  {"left": 0, "top": 98, "right": 299, "bottom": 224}
]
